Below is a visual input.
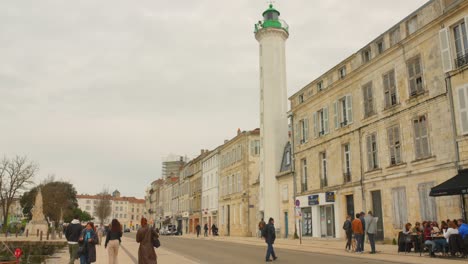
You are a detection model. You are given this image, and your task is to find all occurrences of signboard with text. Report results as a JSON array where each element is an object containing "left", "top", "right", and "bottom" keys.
[
  {"left": 325, "top": 192, "right": 335, "bottom": 202},
  {"left": 308, "top": 195, "right": 319, "bottom": 205}
]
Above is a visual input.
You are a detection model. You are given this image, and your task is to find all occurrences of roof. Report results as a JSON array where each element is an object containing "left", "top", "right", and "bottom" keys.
[
  {"left": 430, "top": 169, "right": 468, "bottom": 196},
  {"left": 76, "top": 194, "right": 145, "bottom": 203}
]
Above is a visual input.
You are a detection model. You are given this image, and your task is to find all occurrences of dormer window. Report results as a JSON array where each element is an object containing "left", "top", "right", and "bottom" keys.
[
  {"left": 298, "top": 94, "right": 304, "bottom": 103},
  {"left": 339, "top": 66, "right": 347, "bottom": 79},
  {"left": 317, "top": 80, "right": 324, "bottom": 92},
  {"left": 362, "top": 48, "right": 372, "bottom": 63}
]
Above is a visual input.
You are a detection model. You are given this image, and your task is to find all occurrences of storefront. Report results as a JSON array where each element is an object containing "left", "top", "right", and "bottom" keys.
[{"left": 297, "top": 191, "right": 339, "bottom": 238}]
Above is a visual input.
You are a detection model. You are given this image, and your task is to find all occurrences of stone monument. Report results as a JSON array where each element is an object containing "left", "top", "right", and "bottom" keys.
[{"left": 25, "top": 188, "right": 49, "bottom": 236}]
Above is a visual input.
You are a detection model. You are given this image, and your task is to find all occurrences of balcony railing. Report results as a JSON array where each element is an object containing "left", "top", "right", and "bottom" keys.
[
  {"left": 320, "top": 178, "right": 328, "bottom": 188},
  {"left": 301, "top": 183, "right": 307, "bottom": 192},
  {"left": 254, "top": 19, "right": 289, "bottom": 33},
  {"left": 456, "top": 53, "right": 468, "bottom": 68},
  {"left": 343, "top": 171, "right": 351, "bottom": 183}
]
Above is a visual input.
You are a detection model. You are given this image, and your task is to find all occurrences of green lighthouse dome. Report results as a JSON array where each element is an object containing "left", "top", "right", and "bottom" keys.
[{"left": 255, "top": 4, "right": 289, "bottom": 34}]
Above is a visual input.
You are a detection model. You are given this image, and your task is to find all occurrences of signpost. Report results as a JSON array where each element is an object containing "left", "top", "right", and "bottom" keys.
[{"left": 295, "top": 199, "right": 302, "bottom": 244}]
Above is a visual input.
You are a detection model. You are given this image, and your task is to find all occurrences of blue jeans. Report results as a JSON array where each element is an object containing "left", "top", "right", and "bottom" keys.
[
  {"left": 265, "top": 243, "right": 276, "bottom": 260},
  {"left": 367, "top": 233, "right": 376, "bottom": 253},
  {"left": 355, "top": 234, "right": 363, "bottom": 252}
]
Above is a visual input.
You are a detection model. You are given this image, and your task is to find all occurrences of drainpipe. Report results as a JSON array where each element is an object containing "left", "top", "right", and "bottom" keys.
[
  {"left": 288, "top": 111, "right": 300, "bottom": 243},
  {"left": 358, "top": 128, "right": 366, "bottom": 212}
]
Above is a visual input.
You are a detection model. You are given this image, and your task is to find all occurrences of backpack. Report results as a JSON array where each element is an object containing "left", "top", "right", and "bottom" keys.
[{"left": 261, "top": 225, "right": 268, "bottom": 238}]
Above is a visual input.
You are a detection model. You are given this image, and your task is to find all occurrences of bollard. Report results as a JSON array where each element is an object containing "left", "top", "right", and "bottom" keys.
[
  {"left": 40, "top": 231, "right": 43, "bottom": 241},
  {"left": 36, "top": 229, "right": 39, "bottom": 237},
  {"left": 46, "top": 230, "right": 49, "bottom": 240},
  {"left": 51, "top": 229, "right": 56, "bottom": 240},
  {"left": 15, "top": 230, "right": 18, "bottom": 238},
  {"left": 25, "top": 229, "right": 29, "bottom": 237}
]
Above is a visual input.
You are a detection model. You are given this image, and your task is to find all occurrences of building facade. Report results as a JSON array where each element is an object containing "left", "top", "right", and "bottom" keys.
[
  {"left": 201, "top": 148, "right": 220, "bottom": 231},
  {"left": 289, "top": 0, "right": 466, "bottom": 241}
]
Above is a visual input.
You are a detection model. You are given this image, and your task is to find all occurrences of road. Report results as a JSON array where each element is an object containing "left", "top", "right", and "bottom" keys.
[{"left": 124, "top": 233, "right": 403, "bottom": 264}]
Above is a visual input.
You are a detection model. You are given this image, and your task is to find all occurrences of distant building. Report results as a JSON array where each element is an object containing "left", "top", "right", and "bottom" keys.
[
  {"left": 162, "top": 155, "right": 186, "bottom": 179},
  {"left": 201, "top": 147, "right": 220, "bottom": 231}
]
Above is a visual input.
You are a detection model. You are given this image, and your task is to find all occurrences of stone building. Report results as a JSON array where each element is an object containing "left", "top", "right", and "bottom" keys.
[
  {"left": 289, "top": 0, "right": 467, "bottom": 241},
  {"left": 201, "top": 148, "right": 220, "bottom": 231},
  {"left": 188, "top": 150, "right": 210, "bottom": 234},
  {"left": 218, "top": 129, "right": 260, "bottom": 237}
]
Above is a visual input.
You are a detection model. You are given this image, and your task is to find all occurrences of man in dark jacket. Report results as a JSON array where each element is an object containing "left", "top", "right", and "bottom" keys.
[
  {"left": 196, "top": 224, "right": 201, "bottom": 237},
  {"left": 359, "top": 212, "right": 366, "bottom": 252},
  {"left": 264, "top": 217, "right": 277, "bottom": 262},
  {"left": 65, "top": 215, "right": 83, "bottom": 264}
]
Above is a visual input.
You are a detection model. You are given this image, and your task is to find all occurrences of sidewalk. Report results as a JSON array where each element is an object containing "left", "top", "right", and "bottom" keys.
[
  {"left": 47, "top": 236, "right": 197, "bottom": 263},
  {"left": 177, "top": 234, "right": 463, "bottom": 264}
]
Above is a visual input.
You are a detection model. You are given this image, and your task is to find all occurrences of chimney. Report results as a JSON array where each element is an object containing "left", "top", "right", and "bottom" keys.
[
  {"left": 224, "top": 140, "right": 229, "bottom": 144},
  {"left": 201, "top": 149, "right": 204, "bottom": 155},
  {"left": 237, "top": 128, "right": 241, "bottom": 135}
]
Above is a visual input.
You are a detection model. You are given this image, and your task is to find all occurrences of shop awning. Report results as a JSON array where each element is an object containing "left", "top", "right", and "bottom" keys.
[{"left": 430, "top": 169, "right": 468, "bottom": 197}]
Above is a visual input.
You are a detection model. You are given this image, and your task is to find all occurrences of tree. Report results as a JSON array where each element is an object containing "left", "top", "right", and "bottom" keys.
[
  {"left": 21, "top": 180, "right": 78, "bottom": 226},
  {"left": 64, "top": 208, "right": 92, "bottom": 223},
  {"left": 95, "top": 189, "right": 112, "bottom": 225},
  {"left": 0, "top": 156, "right": 37, "bottom": 228}
]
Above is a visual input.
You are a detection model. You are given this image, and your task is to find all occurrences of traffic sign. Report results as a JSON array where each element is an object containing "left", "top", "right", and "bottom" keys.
[{"left": 295, "top": 199, "right": 300, "bottom": 207}]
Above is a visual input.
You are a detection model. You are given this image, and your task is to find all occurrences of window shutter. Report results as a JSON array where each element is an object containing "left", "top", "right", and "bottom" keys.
[
  {"left": 392, "top": 188, "right": 401, "bottom": 229},
  {"left": 414, "top": 119, "right": 422, "bottom": 158},
  {"left": 465, "top": 16, "right": 468, "bottom": 46},
  {"left": 439, "top": 28, "right": 453, "bottom": 72},
  {"left": 420, "top": 116, "right": 430, "bottom": 157},
  {"left": 366, "top": 135, "right": 373, "bottom": 170},
  {"left": 323, "top": 107, "right": 329, "bottom": 134},
  {"left": 313, "top": 112, "right": 318, "bottom": 138},
  {"left": 346, "top": 95, "right": 353, "bottom": 124},
  {"left": 362, "top": 86, "right": 368, "bottom": 116},
  {"left": 368, "top": 85, "right": 374, "bottom": 114},
  {"left": 399, "top": 188, "right": 408, "bottom": 226},
  {"left": 388, "top": 127, "right": 395, "bottom": 163},
  {"left": 294, "top": 123, "right": 299, "bottom": 146},
  {"left": 458, "top": 87, "right": 468, "bottom": 134},
  {"left": 394, "top": 126, "right": 401, "bottom": 163},
  {"left": 333, "top": 101, "right": 338, "bottom": 129},
  {"left": 304, "top": 118, "right": 309, "bottom": 141}
]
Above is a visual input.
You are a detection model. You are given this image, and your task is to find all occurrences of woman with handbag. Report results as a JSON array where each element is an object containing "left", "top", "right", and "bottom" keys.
[
  {"left": 79, "top": 222, "right": 99, "bottom": 264},
  {"left": 136, "top": 217, "right": 157, "bottom": 264},
  {"left": 105, "top": 219, "right": 122, "bottom": 264}
]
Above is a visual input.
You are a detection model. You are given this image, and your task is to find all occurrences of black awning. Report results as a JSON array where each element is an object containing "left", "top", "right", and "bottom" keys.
[{"left": 430, "top": 169, "right": 468, "bottom": 196}]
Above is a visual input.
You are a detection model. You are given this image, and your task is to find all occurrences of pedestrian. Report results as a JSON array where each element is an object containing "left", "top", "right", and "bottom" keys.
[
  {"left": 364, "top": 211, "right": 377, "bottom": 254},
  {"left": 196, "top": 224, "right": 201, "bottom": 237},
  {"left": 65, "top": 215, "right": 83, "bottom": 264},
  {"left": 258, "top": 218, "right": 266, "bottom": 238},
  {"left": 359, "top": 212, "right": 366, "bottom": 252},
  {"left": 264, "top": 217, "right": 277, "bottom": 262},
  {"left": 204, "top": 224, "right": 208, "bottom": 237},
  {"left": 136, "top": 217, "right": 157, "bottom": 264},
  {"left": 97, "top": 225, "right": 104, "bottom": 246},
  {"left": 78, "top": 222, "right": 98, "bottom": 264},
  {"left": 352, "top": 213, "right": 364, "bottom": 253},
  {"left": 105, "top": 219, "right": 123, "bottom": 264},
  {"left": 211, "top": 224, "right": 218, "bottom": 236},
  {"left": 342, "top": 215, "right": 352, "bottom": 252}
]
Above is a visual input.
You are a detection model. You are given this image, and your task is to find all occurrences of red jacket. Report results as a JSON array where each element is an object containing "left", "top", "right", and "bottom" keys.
[{"left": 352, "top": 219, "right": 363, "bottom": 234}]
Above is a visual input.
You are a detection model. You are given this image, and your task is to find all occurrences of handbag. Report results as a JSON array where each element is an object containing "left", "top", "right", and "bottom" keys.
[{"left": 150, "top": 228, "right": 161, "bottom": 248}]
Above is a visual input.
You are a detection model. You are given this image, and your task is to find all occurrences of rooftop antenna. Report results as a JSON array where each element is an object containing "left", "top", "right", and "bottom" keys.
[{"left": 267, "top": 0, "right": 276, "bottom": 6}]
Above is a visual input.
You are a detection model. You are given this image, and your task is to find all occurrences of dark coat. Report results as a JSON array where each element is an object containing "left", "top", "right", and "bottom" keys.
[
  {"left": 80, "top": 229, "right": 98, "bottom": 263},
  {"left": 264, "top": 223, "right": 276, "bottom": 244},
  {"left": 65, "top": 221, "right": 83, "bottom": 242},
  {"left": 136, "top": 225, "right": 157, "bottom": 264}
]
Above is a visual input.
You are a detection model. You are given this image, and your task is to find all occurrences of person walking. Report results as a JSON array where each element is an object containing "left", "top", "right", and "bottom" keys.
[
  {"left": 264, "top": 217, "right": 277, "bottom": 262},
  {"left": 105, "top": 219, "right": 123, "bottom": 264},
  {"left": 136, "top": 217, "right": 157, "bottom": 264},
  {"left": 364, "top": 211, "right": 377, "bottom": 254},
  {"left": 258, "top": 218, "right": 266, "bottom": 238},
  {"left": 204, "top": 224, "right": 208, "bottom": 237},
  {"left": 65, "top": 215, "right": 83, "bottom": 264},
  {"left": 352, "top": 213, "right": 364, "bottom": 253},
  {"left": 343, "top": 215, "right": 352, "bottom": 252},
  {"left": 196, "top": 224, "right": 201, "bottom": 238},
  {"left": 79, "top": 222, "right": 98, "bottom": 264},
  {"left": 359, "top": 212, "right": 366, "bottom": 252},
  {"left": 97, "top": 225, "right": 105, "bottom": 246}
]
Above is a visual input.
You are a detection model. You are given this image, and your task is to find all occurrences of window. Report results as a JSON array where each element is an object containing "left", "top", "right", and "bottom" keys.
[
  {"left": 299, "top": 94, "right": 304, "bottom": 103},
  {"left": 413, "top": 115, "right": 431, "bottom": 159},
  {"left": 301, "top": 159, "right": 308, "bottom": 192},
  {"left": 391, "top": 187, "right": 408, "bottom": 229},
  {"left": 334, "top": 95, "right": 353, "bottom": 128},
  {"left": 362, "top": 48, "right": 372, "bottom": 63},
  {"left": 320, "top": 152, "right": 327, "bottom": 188},
  {"left": 221, "top": 206, "right": 224, "bottom": 225},
  {"left": 282, "top": 185, "right": 289, "bottom": 202},
  {"left": 383, "top": 70, "right": 398, "bottom": 108},
  {"left": 390, "top": 27, "right": 401, "bottom": 46},
  {"left": 343, "top": 144, "right": 351, "bottom": 183},
  {"left": 362, "top": 82, "right": 375, "bottom": 118},
  {"left": 457, "top": 85, "right": 468, "bottom": 134},
  {"left": 285, "top": 150, "right": 291, "bottom": 165},
  {"left": 251, "top": 140, "right": 260, "bottom": 156},
  {"left": 366, "top": 133, "right": 379, "bottom": 170},
  {"left": 407, "top": 16, "right": 418, "bottom": 35},
  {"left": 338, "top": 66, "right": 346, "bottom": 79},
  {"left": 227, "top": 175, "right": 232, "bottom": 194},
  {"left": 317, "top": 81, "right": 324, "bottom": 92},
  {"left": 376, "top": 39, "right": 385, "bottom": 54},
  {"left": 299, "top": 118, "right": 309, "bottom": 144},
  {"left": 387, "top": 125, "right": 402, "bottom": 165},
  {"left": 407, "top": 56, "right": 424, "bottom": 96},
  {"left": 453, "top": 19, "right": 468, "bottom": 67},
  {"left": 314, "top": 107, "right": 329, "bottom": 137},
  {"left": 237, "top": 172, "right": 242, "bottom": 193}
]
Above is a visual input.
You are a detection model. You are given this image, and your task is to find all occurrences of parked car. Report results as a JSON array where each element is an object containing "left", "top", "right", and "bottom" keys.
[
  {"left": 161, "top": 225, "right": 177, "bottom": 235},
  {"left": 124, "top": 228, "right": 131, "bottom": 233}
]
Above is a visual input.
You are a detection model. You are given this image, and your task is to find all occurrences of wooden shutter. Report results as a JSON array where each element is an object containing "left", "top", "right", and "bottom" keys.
[
  {"left": 388, "top": 127, "right": 395, "bottom": 164},
  {"left": 408, "top": 61, "right": 416, "bottom": 95},
  {"left": 394, "top": 126, "right": 401, "bottom": 163},
  {"left": 414, "top": 119, "right": 422, "bottom": 158},
  {"left": 392, "top": 188, "right": 401, "bottom": 229},
  {"left": 420, "top": 116, "right": 430, "bottom": 157},
  {"left": 439, "top": 28, "right": 453, "bottom": 72},
  {"left": 363, "top": 85, "right": 369, "bottom": 116},
  {"left": 399, "top": 188, "right": 408, "bottom": 226},
  {"left": 384, "top": 73, "right": 390, "bottom": 107},
  {"left": 324, "top": 106, "right": 329, "bottom": 134},
  {"left": 333, "top": 101, "right": 339, "bottom": 129},
  {"left": 346, "top": 95, "right": 353, "bottom": 124},
  {"left": 294, "top": 123, "right": 299, "bottom": 146},
  {"left": 458, "top": 87, "right": 468, "bottom": 134},
  {"left": 313, "top": 112, "right": 318, "bottom": 138},
  {"left": 366, "top": 135, "right": 373, "bottom": 170},
  {"left": 368, "top": 84, "right": 374, "bottom": 114},
  {"left": 304, "top": 118, "right": 309, "bottom": 142}
]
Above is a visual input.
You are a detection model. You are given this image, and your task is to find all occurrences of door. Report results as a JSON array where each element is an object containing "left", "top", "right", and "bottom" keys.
[
  {"left": 320, "top": 205, "right": 335, "bottom": 237},
  {"left": 346, "top": 194, "right": 355, "bottom": 220},
  {"left": 371, "top": 190, "right": 384, "bottom": 240},
  {"left": 301, "top": 208, "right": 312, "bottom": 236},
  {"left": 227, "top": 205, "right": 231, "bottom": 236},
  {"left": 284, "top": 212, "right": 289, "bottom": 238}
]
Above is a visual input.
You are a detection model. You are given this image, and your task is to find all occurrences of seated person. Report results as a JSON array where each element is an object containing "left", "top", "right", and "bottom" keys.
[
  {"left": 412, "top": 222, "right": 423, "bottom": 252},
  {"left": 425, "top": 222, "right": 440, "bottom": 257},
  {"left": 412, "top": 222, "right": 422, "bottom": 234},
  {"left": 457, "top": 219, "right": 468, "bottom": 239},
  {"left": 432, "top": 221, "right": 458, "bottom": 257},
  {"left": 399, "top": 223, "right": 413, "bottom": 252}
]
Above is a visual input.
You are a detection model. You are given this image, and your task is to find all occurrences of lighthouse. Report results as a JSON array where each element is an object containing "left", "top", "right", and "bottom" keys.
[{"left": 255, "top": 4, "right": 289, "bottom": 227}]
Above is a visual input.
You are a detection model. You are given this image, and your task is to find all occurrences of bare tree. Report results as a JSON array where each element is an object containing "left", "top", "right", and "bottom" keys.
[
  {"left": 95, "top": 189, "right": 112, "bottom": 225},
  {"left": 0, "top": 156, "right": 37, "bottom": 228}
]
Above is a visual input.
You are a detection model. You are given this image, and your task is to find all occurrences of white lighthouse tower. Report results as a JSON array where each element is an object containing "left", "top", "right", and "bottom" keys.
[{"left": 255, "top": 4, "right": 289, "bottom": 227}]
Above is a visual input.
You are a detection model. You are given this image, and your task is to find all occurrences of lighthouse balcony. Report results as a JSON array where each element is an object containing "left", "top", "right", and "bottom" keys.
[{"left": 254, "top": 19, "right": 289, "bottom": 33}]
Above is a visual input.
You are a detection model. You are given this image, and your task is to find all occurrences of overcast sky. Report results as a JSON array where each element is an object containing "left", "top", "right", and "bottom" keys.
[{"left": 0, "top": 0, "right": 429, "bottom": 198}]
